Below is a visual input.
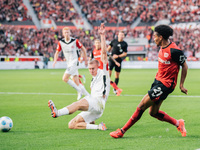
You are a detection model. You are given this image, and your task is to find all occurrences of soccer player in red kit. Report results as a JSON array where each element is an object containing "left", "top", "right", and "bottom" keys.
[{"left": 110, "top": 25, "right": 188, "bottom": 138}]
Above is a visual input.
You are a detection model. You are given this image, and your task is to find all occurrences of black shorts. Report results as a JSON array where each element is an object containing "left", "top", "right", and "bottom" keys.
[
  {"left": 148, "top": 79, "right": 174, "bottom": 103},
  {"left": 109, "top": 60, "right": 122, "bottom": 72}
]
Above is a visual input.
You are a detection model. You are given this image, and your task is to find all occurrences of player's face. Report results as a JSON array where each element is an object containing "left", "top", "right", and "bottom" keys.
[
  {"left": 94, "top": 40, "right": 101, "bottom": 49},
  {"left": 118, "top": 32, "right": 124, "bottom": 41},
  {"left": 63, "top": 29, "right": 71, "bottom": 38},
  {"left": 88, "top": 63, "right": 98, "bottom": 76},
  {"left": 154, "top": 32, "right": 162, "bottom": 46}
]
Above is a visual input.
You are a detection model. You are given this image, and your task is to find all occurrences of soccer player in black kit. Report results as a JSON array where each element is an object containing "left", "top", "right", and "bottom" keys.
[{"left": 107, "top": 31, "right": 128, "bottom": 96}]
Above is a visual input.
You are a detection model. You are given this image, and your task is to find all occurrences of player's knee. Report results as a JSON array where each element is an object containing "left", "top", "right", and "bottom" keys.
[
  {"left": 68, "top": 121, "right": 75, "bottom": 129},
  {"left": 149, "top": 110, "right": 156, "bottom": 117},
  {"left": 62, "top": 77, "right": 69, "bottom": 82}
]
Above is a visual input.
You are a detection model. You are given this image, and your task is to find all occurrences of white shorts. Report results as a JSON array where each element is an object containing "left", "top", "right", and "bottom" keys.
[
  {"left": 78, "top": 96, "right": 105, "bottom": 123},
  {"left": 65, "top": 65, "right": 79, "bottom": 76}
]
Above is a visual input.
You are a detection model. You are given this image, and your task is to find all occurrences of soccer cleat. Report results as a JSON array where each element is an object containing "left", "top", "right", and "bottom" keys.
[
  {"left": 177, "top": 119, "right": 187, "bottom": 137},
  {"left": 48, "top": 100, "right": 58, "bottom": 118},
  {"left": 116, "top": 88, "right": 123, "bottom": 96},
  {"left": 77, "top": 92, "right": 82, "bottom": 100},
  {"left": 98, "top": 122, "right": 107, "bottom": 131},
  {"left": 110, "top": 128, "right": 124, "bottom": 138},
  {"left": 113, "top": 89, "right": 117, "bottom": 95}
]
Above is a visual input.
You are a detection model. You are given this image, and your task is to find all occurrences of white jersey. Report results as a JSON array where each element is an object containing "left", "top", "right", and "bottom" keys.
[
  {"left": 90, "top": 64, "right": 110, "bottom": 101},
  {"left": 56, "top": 37, "right": 82, "bottom": 67}
]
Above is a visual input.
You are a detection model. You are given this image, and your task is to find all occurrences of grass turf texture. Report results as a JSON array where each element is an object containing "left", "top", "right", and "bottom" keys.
[{"left": 0, "top": 68, "right": 200, "bottom": 150}]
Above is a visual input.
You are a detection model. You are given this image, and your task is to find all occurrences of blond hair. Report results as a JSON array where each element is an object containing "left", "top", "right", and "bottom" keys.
[
  {"left": 62, "top": 27, "right": 70, "bottom": 32},
  {"left": 89, "top": 59, "right": 99, "bottom": 66}
]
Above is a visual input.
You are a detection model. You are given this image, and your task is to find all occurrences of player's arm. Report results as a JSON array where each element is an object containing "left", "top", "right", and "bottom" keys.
[
  {"left": 107, "top": 45, "right": 112, "bottom": 53},
  {"left": 53, "top": 42, "right": 61, "bottom": 68},
  {"left": 99, "top": 23, "right": 108, "bottom": 65},
  {"left": 171, "top": 48, "right": 188, "bottom": 94},
  {"left": 80, "top": 46, "right": 88, "bottom": 66},
  {"left": 180, "top": 61, "right": 188, "bottom": 94},
  {"left": 113, "top": 43, "right": 128, "bottom": 59},
  {"left": 53, "top": 51, "right": 59, "bottom": 67}
]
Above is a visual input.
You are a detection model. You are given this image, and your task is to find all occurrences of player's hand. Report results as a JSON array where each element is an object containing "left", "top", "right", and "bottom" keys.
[
  {"left": 113, "top": 54, "right": 118, "bottom": 59},
  {"left": 98, "top": 23, "right": 105, "bottom": 35},
  {"left": 115, "top": 62, "right": 120, "bottom": 67},
  {"left": 180, "top": 86, "right": 188, "bottom": 95}
]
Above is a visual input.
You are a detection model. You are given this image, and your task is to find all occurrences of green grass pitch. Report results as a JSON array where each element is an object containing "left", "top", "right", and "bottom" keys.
[{"left": 0, "top": 68, "right": 200, "bottom": 150}]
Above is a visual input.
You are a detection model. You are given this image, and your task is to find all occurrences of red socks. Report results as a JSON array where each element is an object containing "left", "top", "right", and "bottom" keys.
[
  {"left": 110, "top": 81, "right": 119, "bottom": 90},
  {"left": 152, "top": 110, "right": 177, "bottom": 126},
  {"left": 122, "top": 107, "right": 144, "bottom": 132}
]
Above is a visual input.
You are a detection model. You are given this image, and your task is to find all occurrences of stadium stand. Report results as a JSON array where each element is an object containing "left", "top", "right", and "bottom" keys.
[
  {"left": 30, "top": 0, "right": 81, "bottom": 23},
  {"left": 76, "top": 0, "right": 153, "bottom": 26},
  {"left": 0, "top": 0, "right": 31, "bottom": 22},
  {"left": 140, "top": 0, "right": 200, "bottom": 23}
]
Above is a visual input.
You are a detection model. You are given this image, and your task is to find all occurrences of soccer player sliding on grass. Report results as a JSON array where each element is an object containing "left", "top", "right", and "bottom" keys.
[
  {"left": 48, "top": 23, "right": 110, "bottom": 130},
  {"left": 110, "top": 25, "right": 188, "bottom": 138}
]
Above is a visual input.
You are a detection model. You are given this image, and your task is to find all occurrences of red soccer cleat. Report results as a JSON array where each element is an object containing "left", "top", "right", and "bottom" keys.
[
  {"left": 177, "top": 119, "right": 187, "bottom": 137},
  {"left": 110, "top": 128, "right": 124, "bottom": 138},
  {"left": 116, "top": 89, "right": 123, "bottom": 96}
]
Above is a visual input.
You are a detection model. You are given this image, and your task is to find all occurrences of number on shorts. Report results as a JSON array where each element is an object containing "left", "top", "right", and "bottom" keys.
[{"left": 152, "top": 87, "right": 163, "bottom": 97}]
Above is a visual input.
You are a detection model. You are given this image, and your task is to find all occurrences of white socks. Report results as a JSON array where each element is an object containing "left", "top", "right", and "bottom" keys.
[
  {"left": 67, "top": 79, "right": 82, "bottom": 93},
  {"left": 58, "top": 107, "right": 69, "bottom": 116},
  {"left": 79, "top": 84, "right": 90, "bottom": 96},
  {"left": 86, "top": 124, "right": 99, "bottom": 130}
]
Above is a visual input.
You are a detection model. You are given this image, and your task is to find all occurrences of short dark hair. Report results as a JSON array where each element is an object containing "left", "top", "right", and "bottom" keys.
[{"left": 155, "top": 25, "right": 173, "bottom": 40}]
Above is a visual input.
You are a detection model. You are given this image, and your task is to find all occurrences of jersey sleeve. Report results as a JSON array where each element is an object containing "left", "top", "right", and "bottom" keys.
[
  {"left": 109, "top": 40, "right": 113, "bottom": 47},
  {"left": 76, "top": 39, "right": 83, "bottom": 49},
  {"left": 123, "top": 42, "right": 128, "bottom": 52},
  {"left": 170, "top": 48, "right": 186, "bottom": 66},
  {"left": 56, "top": 41, "right": 62, "bottom": 52}
]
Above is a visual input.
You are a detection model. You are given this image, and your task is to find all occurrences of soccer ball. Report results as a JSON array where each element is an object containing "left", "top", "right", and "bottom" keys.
[{"left": 0, "top": 116, "right": 13, "bottom": 132}]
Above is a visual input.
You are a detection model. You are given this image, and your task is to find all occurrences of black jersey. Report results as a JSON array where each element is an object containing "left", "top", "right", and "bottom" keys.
[{"left": 109, "top": 39, "right": 128, "bottom": 62}]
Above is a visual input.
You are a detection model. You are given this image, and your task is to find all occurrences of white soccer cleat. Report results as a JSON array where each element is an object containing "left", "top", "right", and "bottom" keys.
[
  {"left": 98, "top": 122, "right": 107, "bottom": 131},
  {"left": 77, "top": 92, "right": 82, "bottom": 100},
  {"left": 48, "top": 100, "right": 58, "bottom": 118}
]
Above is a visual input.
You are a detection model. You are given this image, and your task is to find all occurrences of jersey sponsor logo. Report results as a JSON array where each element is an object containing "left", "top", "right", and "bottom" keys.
[
  {"left": 164, "top": 52, "right": 169, "bottom": 58},
  {"left": 158, "top": 57, "right": 170, "bottom": 64},
  {"left": 94, "top": 55, "right": 101, "bottom": 58},
  {"left": 180, "top": 55, "right": 185, "bottom": 64}
]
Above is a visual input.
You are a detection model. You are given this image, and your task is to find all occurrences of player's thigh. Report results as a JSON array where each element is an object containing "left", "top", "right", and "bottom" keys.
[
  {"left": 114, "top": 63, "right": 121, "bottom": 73},
  {"left": 109, "top": 60, "right": 115, "bottom": 71},
  {"left": 62, "top": 73, "right": 71, "bottom": 81},
  {"left": 149, "top": 99, "right": 164, "bottom": 115},
  {"left": 138, "top": 94, "right": 154, "bottom": 110},
  {"left": 65, "top": 65, "right": 79, "bottom": 76},
  {"left": 78, "top": 111, "right": 103, "bottom": 123}
]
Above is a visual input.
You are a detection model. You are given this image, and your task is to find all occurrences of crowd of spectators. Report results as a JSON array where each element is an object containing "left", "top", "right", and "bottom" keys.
[
  {"left": 30, "top": 0, "right": 81, "bottom": 22},
  {"left": 1, "top": 25, "right": 200, "bottom": 61},
  {"left": 77, "top": 0, "right": 152, "bottom": 25},
  {"left": 140, "top": 0, "right": 200, "bottom": 23},
  {"left": 0, "top": 0, "right": 31, "bottom": 22}
]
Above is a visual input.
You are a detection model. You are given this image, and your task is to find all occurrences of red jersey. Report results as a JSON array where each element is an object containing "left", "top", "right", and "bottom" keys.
[
  {"left": 156, "top": 42, "right": 186, "bottom": 89},
  {"left": 91, "top": 48, "right": 108, "bottom": 70}
]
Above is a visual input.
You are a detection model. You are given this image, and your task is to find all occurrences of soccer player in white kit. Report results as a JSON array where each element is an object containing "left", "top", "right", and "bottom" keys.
[
  {"left": 48, "top": 23, "right": 110, "bottom": 130},
  {"left": 53, "top": 27, "right": 89, "bottom": 100}
]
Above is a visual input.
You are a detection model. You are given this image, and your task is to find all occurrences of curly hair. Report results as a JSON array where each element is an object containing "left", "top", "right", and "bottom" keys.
[{"left": 155, "top": 25, "right": 173, "bottom": 40}]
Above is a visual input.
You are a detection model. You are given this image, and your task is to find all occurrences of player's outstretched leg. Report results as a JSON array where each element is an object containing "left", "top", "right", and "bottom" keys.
[
  {"left": 177, "top": 119, "right": 187, "bottom": 137},
  {"left": 48, "top": 100, "right": 58, "bottom": 118}
]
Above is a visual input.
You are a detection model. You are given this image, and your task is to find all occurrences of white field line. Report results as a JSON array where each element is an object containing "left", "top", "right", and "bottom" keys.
[{"left": 0, "top": 92, "right": 200, "bottom": 98}]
